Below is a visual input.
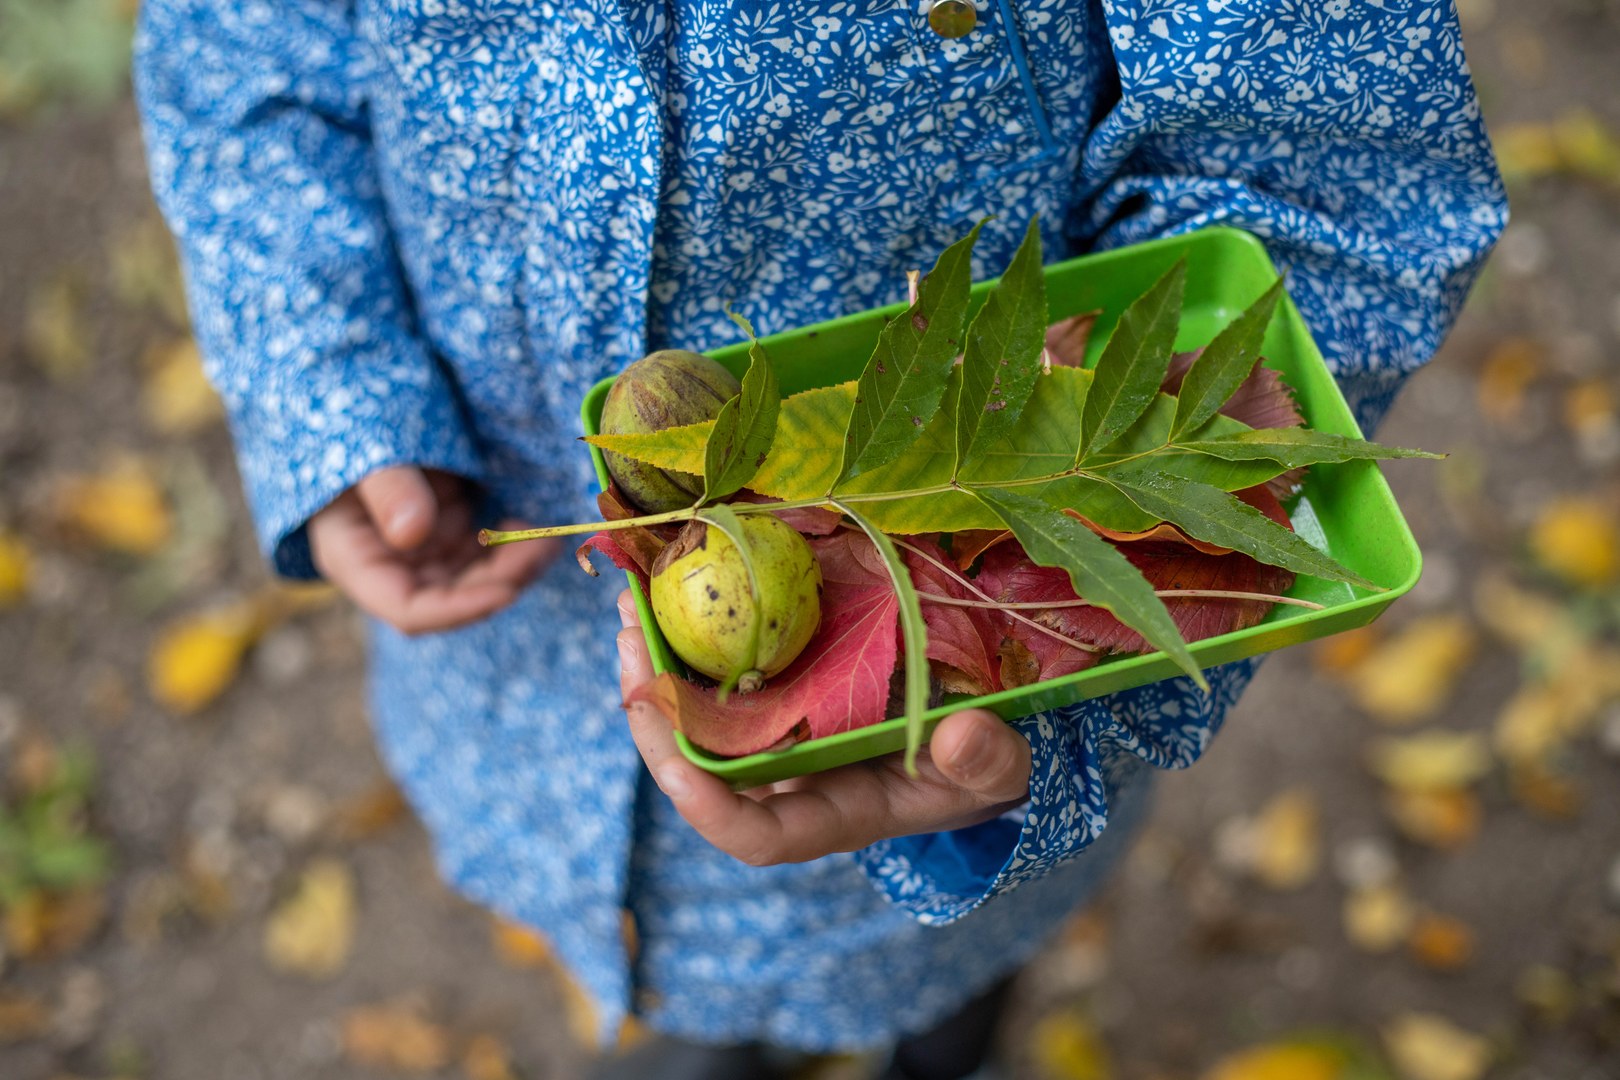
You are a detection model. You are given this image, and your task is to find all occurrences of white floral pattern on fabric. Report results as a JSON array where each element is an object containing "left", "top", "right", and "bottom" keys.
[{"left": 135, "top": 0, "right": 1505, "bottom": 1051}]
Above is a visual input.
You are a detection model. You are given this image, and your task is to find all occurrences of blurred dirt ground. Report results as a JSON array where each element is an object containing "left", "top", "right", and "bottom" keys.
[{"left": 2, "top": 2, "right": 1620, "bottom": 1079}]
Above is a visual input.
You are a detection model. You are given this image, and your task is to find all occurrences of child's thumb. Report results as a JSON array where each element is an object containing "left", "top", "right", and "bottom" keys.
[{"left": 355, "top": 466, "right": 438, "bottom": 551}]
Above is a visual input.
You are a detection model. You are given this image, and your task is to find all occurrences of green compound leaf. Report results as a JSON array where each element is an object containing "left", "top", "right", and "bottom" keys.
[
  {"left": 703, "top": 310, "right": 781, "bottom": 503},
  {"left": 955, "top": 216, "right": 1048, "bottom": 476},
  {"left": 1076, "top": 258, "right": 1185, "bottom": 463},
  {"left": 1103, "top": 467, "right": 1378, "bottom": 589},
  {"left": 693, "top": 503, "right": 762, "bottom": 701},
  {"left": 1176, "top": 428, "right": 1444, "bottom": 469},
  {"left": 837, "top": 219, "right": 985, "bottom": 484},
  {"left": 972, "top": 486, "right": 1206, "bottom": 690},
  {"left": 831, "top": 500, "right": 932, "bottom": 775},
  {"left": 1170, "top": 277, "right": 1285, "bottom": 440}
]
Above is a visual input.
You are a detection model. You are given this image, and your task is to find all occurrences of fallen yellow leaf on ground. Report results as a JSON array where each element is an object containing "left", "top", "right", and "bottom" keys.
[
  {"left": 3, "top": 887, "right": 106, "bottom": 960},
  {"left": 1201, "top": 1041, "right": 1348, "bottom": 1080},
  {"left": 1528, "top": 496, "right": 1619, "bottom": 588},
  {"left": 1563, "top": 379, "right": 1616, "bottom": 435},
  {"left": 1476, "top": 337, "right": 1542, "bottom": 424},
  {"left": 1408, "top": 914, "right": 1476, "bottom": 971},
  {"left": 462, "top": 1033, "right": 518, "bottom": 1080},
  {"left": 1367, "top": 731, "right": 1492, "bottom": 793},
  {"left": 24, "top": 274, "right": 90, "bottom": 380},
  {"left": 1384, "top": 788, "right": 1482, "bottom": 850},
  {"left": 1030, "top": 1008, "right": 1113, "bottom": 1080},
  {"left": 491, "top": 917, "right": 553, "bottom": 968},
  {"left": 1343, "top": 616, "right": 1476, "bottom": 725},
  {"left": 328, "top": 779, "right": 410, "bottom": 842},
  {"left": 1250, "top": 790, "right": 1321, "bottom": 891},
  {"left": 343, "top": 1001, "right": 453, "bottom": 1072},
  {"left": 141, "top": 338, "right": 222, "bottom": 436},
  {"left": 1344, "top": 883, "right": 1417, "bottom": 953},
  {"left": 54, "top": 458, "right": 173, "bottom": 556},
  {"left": 1471, "top": 572, "right": 1569, "bottom": 653},
  {"left": 1516, "top": 964, "right": 1578, "bottom": 1024},
  {"left": 0, "top": 532, "right": 31, "bottom": 607},
  {"left": 1508, "top": 766, "right": 1585, "bottom": 821},
  {"left": 1382, "top": 1013, "right": 1491, "bottom": 1080},
  {"left": 0, "top": 992, "right": 51, "bottom": 1044},
  {"left": 148, "top": 601, "right": 260, "bottom": 714},
  {"left": 263, "top": 857, "right": 355, "bottom": 980},
  {"left": 1496, "top": 111, "right": 1620, "bottom": 190},
  {"left": 1312, "top": 625, "right": 1381, "bottom": 676},
  {"left": 1494, "top": 647, "right": 1620, "bottom": 767}
]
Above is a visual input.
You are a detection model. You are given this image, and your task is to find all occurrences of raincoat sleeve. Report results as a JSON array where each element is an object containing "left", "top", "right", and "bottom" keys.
[
  {"left": 134, "top": 0, "right": 484, "bottom": 579},
  {"left": 855, "top": 0, "right": 1507, "bottom": 922}
]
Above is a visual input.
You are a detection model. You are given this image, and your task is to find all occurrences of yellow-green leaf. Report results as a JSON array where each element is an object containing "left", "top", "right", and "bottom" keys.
[{"left": 264, "top": 857, "right": 356, "bottom": 980}]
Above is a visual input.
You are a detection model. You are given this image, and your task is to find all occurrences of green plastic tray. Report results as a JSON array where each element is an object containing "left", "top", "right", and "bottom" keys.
[{"left": 581, "top": 227, "right": 1421, "bottom": 788}]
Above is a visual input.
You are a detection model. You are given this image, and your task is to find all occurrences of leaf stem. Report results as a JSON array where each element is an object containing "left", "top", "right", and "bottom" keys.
[
  {"left": 890, "top": 537, "right": 1104, "bottom": 656},
  {"left": 913, "top": 589, "right": 1325, "bottom": 612}
]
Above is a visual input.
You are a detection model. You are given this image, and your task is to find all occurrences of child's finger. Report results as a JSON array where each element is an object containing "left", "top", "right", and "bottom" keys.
[
  {"left": 355, "top": 466, "right": 438, "bottom": 552},
  {"left": 928, "top": 710, "right": 1031, "bottom": 808}
]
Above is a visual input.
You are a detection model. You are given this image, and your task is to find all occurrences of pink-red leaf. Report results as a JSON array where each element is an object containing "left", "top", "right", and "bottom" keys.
[
  {"left": 975, "top": 491, "right": 1295, "bottom": 683},
  {"left": 905, "top": 538, "right": 1003, "bottom": 697},
  {"left": 1044, "top": 310, "right": 1100, "bottom": 368},
  {"left": 1162, "top": 350, "right": 1305, "bottom": 431},
  {"left": 628, "top": 531, "right": 899, "bottom": 758}
]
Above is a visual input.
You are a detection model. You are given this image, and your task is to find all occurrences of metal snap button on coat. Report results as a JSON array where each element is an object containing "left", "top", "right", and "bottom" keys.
[{"left": 927, "top": 0, "right": 977, "bottom": 39}]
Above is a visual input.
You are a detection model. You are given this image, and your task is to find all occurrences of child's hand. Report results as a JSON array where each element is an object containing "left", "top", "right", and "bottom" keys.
[
  {"left": 615, "top": 590, "right": 1032, "bottom": 865},
  {"left": 308, "top": 466, "right": 559, "bottom": 635}
]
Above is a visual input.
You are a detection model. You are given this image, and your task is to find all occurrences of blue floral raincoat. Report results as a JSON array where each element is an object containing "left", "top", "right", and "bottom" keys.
[{"left": 136, "top": 0, "right": 1506, "bottom": 1051}]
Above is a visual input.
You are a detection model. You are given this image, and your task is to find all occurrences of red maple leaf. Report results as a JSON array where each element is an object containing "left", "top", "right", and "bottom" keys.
[
  {"left": 627, "top": 530, "right": 900, "bottom": 758},
  {"left": 904, "top": 537, "right": 1004, "bottom": 697}
]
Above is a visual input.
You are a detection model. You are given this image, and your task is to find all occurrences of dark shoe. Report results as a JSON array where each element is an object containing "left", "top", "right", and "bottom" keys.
[{"left": 588, "top": 1035, "right": 792, "bottom": 1080}]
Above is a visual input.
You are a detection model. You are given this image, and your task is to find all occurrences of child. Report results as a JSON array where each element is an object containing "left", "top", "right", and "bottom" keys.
[{"left": 136, "top": 1, "right": 1505, "bottom": 1075}]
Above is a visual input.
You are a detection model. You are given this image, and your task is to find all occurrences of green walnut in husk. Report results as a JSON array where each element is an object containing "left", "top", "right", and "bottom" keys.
[
  {"left": 650, "top": 515, "right": 822, "bottom": 692},
  {"left": 600, "top": 350, "right": 741, "bottom": 513}
]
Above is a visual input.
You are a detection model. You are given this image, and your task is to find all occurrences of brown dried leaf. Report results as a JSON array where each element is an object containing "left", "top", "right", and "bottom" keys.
[
  {"left": 1311, "top": 625, "right": 1381, "bottom": 676},
  {"left": 263, "top": 858, "right": 355, "bottom": 980},
  {"left": 3, "top": 887, "right": 105, "bottom": 960},
  {"left": 328, "top": 779, "right": 409, "bottom": 843},
  {"left": 1384, "top": 788, "right": 1482, "bottom": 850},
  {"left": 1508, "top": 766, "right": 1585, "bottom": 822},
  {"left": 0, "top": 992, "right": 51, "bottom": 1045},
  {"left": 342, "top": 1002, "right": 453, "bottom": 1073},
  {"left": 1475, "top": 337, "right": 1542, "bottom": 424},
  {"left": 1408, "top": 914, "right": 1475, "bottom": 972}
]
